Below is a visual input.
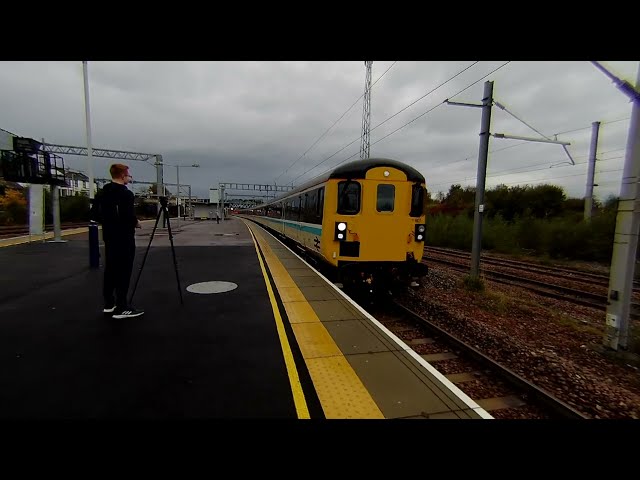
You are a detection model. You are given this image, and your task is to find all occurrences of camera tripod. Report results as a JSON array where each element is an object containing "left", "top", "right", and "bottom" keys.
[{"left": 129, "top": 196, "right": 184, "bottom": 306}]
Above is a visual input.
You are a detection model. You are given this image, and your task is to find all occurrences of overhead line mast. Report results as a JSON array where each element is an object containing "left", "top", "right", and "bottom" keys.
[{"left": 360, "top": 61, "right": 373, "bottom": 160}]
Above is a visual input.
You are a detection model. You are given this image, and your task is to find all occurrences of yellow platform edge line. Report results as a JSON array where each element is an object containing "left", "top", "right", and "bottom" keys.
[
  {"left": 0, "top": 218, "right": 170, "bottom": 249},
  {"left": 242, "top": 219, "right": 311, "bottom": 419},
  {"left": 0, "top": 226, "right": 93, "bottom": 248},
  {"left": 246, "top": 220, "right": 384, "bottom": 419}
]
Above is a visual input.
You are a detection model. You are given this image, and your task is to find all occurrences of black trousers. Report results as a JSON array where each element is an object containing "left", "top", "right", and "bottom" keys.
[{"left": 103, "top": 237, "right": 136, "bottom": 308}]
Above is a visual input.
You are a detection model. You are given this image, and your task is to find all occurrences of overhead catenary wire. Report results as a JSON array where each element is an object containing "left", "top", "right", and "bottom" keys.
[
  {"left": 498, "top": 168, "right": 623, "bottom": 187},
  {"left": 337, "top": 62, "right": 513, "bottom": 167},
  {"left": 552, "top": 117, "right": 630, "bottom": 136},
  {"left": 273, "top": 61, "right": 398, "bottom": 184},
  {"left": 493, "top": 101, "right": 549, "bottom": 139},
  {"left": 435, "top": 121, "right": 630, "bottom": 171},
  {"left": 286, "top": 61, "right": 482, "bottom": 184},
  {"left": 291, "top": 61, "right": 511, "bottom": 185},
  {"left": 427, "top": 155, "right": 626, "bottom": 188}
]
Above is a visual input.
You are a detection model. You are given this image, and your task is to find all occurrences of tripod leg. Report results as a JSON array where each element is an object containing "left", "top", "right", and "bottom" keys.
[
  {"left": 164, "top": 206, "right": 184, "bottom": 305},
  {"left": 129, "top": 208, "right": 161, "bottom": 305}
]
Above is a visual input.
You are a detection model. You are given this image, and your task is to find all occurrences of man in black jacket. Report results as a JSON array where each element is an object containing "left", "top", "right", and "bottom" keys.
[{"left": 91, "top": 163, "right": 144, "bottom": 318}]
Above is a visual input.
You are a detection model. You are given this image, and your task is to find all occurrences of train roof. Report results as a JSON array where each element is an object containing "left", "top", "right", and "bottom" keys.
[
  {"left": 329, "top": 158, "right": 425, "bottom": 183},
  {"left": 265, "top": 158, "right": 425, "bottom": 205}
]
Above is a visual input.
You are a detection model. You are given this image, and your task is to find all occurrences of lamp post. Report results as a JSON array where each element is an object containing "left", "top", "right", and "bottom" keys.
[{"left": 83, "top": 60, "right": 99, "bottom": 268}]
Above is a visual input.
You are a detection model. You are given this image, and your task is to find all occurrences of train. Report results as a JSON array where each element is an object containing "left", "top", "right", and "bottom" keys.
[{"left": 236, "top": 157, "right": 429, "bottom": 293}]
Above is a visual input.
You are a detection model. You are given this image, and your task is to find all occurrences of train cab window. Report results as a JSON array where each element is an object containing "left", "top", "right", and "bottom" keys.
[
  {"left": 337, "top": 181, "right": 360, "bottom": 214},
  {"left": 410, "top": 184, "right": 426, "bottom": 217},
  {"left": 376, "top": 184, "right": 395, "bottom": 212}
]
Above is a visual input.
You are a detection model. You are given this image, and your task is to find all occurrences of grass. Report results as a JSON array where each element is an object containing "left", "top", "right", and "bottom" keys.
[
  {"left": 462, "top": 275, "right": 484, "bottom": 292},
  {"left": 456, "top": 277, "right": 606, "bottom": 337},
  {"left": 482, "top": 290, "right": 512, "bottom": 315}
]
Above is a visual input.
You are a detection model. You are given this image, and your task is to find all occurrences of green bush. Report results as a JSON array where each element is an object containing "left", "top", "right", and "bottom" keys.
[
  {"left": 514, "top": 216, "right": 543, "bottom": 253},
  {"left": 426, "top": 214, "right": 473, "bottom": 250},
  {"left": 60, "top": 195, "right": 90, "bottom": 222},
  {"left": 425, "top": 208, "right": 617, "bottom": 264},
  {"left": 483, "top": 214, "right": 518, "bottom": 254}
]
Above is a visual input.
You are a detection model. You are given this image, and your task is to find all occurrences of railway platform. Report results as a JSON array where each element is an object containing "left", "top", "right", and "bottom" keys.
[{"left": 0, "top": 217, "right": 490, "bottom": 419}]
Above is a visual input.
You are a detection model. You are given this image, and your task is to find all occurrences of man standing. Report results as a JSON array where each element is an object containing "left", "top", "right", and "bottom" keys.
[{"left": 91, "top": 163, "right": 144, "bottom": 318}]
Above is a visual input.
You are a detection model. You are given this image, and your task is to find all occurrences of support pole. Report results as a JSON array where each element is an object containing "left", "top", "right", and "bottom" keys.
[
  {"left": 470, "top": 81, "right": 495, "bottom": 279},
  {"left": 176, "top": 165, "right": 180, "bottom": 231},
  {"left": 156, "top": 154, "right": 166, "bottom": 228},
  {"left": 29, "top": 184, "right": 44, "bottom": 241},
  {"left": 584, "top": 121, "right": 601, "bottom": 222},
  {"left": 603, "top": 65, "right": 640, "bottom": 350},
  {"left": 83, "top": 61, "right": 99, "bottom": 268}
]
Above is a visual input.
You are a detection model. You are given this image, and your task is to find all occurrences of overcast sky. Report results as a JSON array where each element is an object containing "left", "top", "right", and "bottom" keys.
[{"left": 0, "top": 61, "right": 637, "bottom": 202}]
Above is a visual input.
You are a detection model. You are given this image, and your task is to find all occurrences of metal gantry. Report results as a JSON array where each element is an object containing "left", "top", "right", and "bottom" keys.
[
  {"left": 219, "top": 182, "right": 295, "bottom": 192},
  {"left": 42, "top": 144, "right": 157, "bottom": 162},
  {"left": 215, "top": 183, "right": 296, "bottom": 213},
  {"left": 41, "top": 142, "right": 166, "bottom": 222},
  {"left": 359, "top": 61, "right": 373, "bottom": 160}
]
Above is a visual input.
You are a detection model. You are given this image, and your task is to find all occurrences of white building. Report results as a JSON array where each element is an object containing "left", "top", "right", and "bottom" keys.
[{"left": 59, "top": 169, "right": 97, "bottom": 197}]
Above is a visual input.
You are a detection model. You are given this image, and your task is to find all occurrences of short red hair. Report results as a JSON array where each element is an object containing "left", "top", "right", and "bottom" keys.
[{"left": 109, "top": 163, "right": 129, "bottom": 179}]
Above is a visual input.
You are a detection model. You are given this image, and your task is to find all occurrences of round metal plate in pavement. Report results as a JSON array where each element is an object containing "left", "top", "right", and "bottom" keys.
[{"left": 186, "top": 281, "right": 238, "bottom": 294}]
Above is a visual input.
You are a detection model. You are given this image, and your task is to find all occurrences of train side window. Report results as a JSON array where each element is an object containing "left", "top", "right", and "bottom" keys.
[
  {"left": 285, "top": 200, "right": 292, "bottom": 220},
  {"left": 376, "top": 184, "right": 395, "bottom": 212},
  {"left": 301, "top": 193, "right": 309, "bottom": 223},
  {"left": 337, "top": 181, "right": 360, "bottom": 214},
  {"left": 410, "top": 184, "right": 426, "bottom": 217},
  {"left": 317, "top": 187, "right": 324, "bottom": 221}
]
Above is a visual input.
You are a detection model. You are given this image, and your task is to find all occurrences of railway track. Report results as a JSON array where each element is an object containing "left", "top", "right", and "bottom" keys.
[
  {"left": 363, "top": 297, "right": 589, "bottom": 419},
  {"left": 423, "top": 247, "right": 640, "bottom": 320},
  {"left": 425, "top": 245, "right": 640, "bottom": 291},
  {"left": 0, "top": 222, "right": 90, "bottom": 238}
]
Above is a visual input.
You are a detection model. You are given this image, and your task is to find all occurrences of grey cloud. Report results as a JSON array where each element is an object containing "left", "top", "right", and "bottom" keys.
[{"left": 0, "top": 60, "right": 637, "bottom": 201}]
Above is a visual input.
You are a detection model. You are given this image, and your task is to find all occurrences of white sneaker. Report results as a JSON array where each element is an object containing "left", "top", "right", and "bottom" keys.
[{"left": 112, "top": 307, "right": 145, "bottom": 319}]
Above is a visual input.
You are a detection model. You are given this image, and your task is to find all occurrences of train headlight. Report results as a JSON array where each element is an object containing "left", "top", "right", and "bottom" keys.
[
  {"left": 335, "top": 222, "right": 348, "bottom": 241},
  {"left": 415, "top": 224, "right": 426, "bottom": 242}
]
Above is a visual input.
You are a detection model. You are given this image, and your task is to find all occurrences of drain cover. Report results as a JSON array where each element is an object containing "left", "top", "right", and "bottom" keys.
[{"left": 186, "top": 281, "right": 238, "bottom": 294}]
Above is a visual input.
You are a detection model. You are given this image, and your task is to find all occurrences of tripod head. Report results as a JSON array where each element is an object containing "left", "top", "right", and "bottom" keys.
[{"left": 159, "top": 196, "right": 169, "bottom": 208}]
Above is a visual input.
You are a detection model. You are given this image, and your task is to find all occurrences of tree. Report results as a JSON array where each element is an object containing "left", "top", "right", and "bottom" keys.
[
  {"left": 444, "top": 184, "right": 475, "bottom": 208},
  {"left": 525, "top": 184, "right": 566, "bottom": 218},
  {"left": 424, "top": 188, "right": 434, "bottom": 204},
  {"left": 0, "top": 189, "right": 28, "bottom": 225},
  {"left": 604, "top": 194, "right": 619, "bottom": 211}
]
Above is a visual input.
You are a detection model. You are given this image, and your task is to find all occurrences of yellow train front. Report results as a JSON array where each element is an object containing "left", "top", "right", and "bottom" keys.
[{"left": 239, "top": 158, "right": 429, "bottom": 293}]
